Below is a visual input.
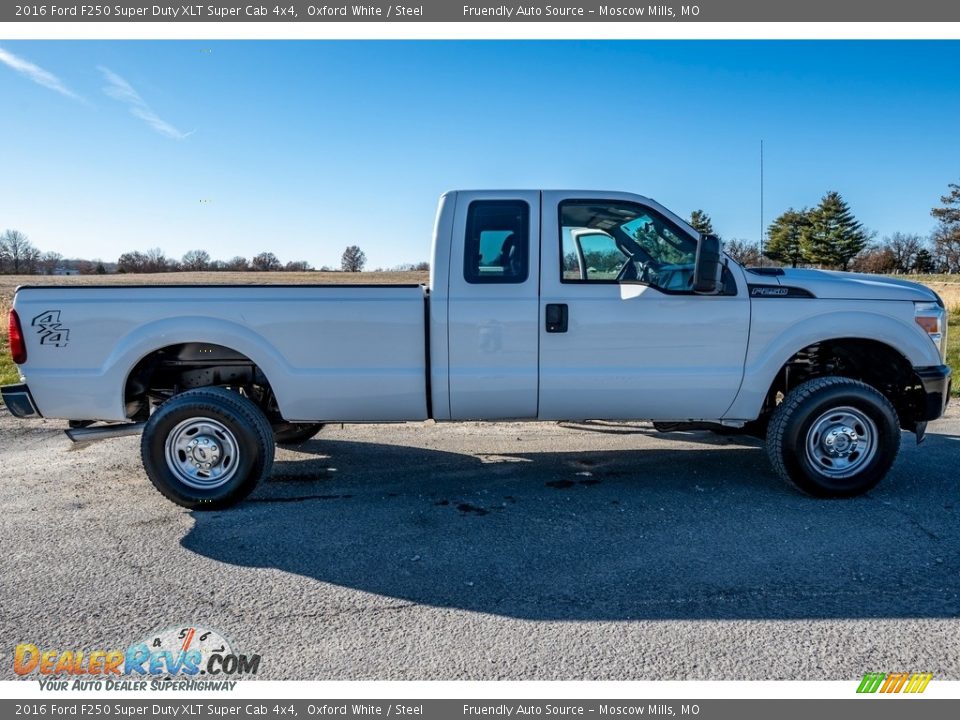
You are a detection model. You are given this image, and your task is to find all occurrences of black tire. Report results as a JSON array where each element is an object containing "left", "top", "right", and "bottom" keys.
[
  {"left": 766, "top": 376, "right": 900, "bottom": 497},
  {"left": 141, "top": 387, "right": 275, "bottom": 509},
  {"left": 273, "top": 422, "right": 324, "bottom": 446}
]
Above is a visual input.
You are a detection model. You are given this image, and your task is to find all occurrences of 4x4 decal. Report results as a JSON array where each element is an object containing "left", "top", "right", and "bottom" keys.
[{"left": 31, "top": 310, "right": 70, "bottom": 347}]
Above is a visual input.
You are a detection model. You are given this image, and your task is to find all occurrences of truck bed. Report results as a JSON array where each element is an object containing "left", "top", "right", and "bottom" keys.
[{"left": 13, "top": 284, "right": 429, "bottom": 423}]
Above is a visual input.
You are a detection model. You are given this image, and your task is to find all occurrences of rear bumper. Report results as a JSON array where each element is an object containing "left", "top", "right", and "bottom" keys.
[
  {"left": 913, "top": 365, "right": 952, "bottom": 421},
  {"left": 1, "top": 383, "right": 42, "bottom": 419}
]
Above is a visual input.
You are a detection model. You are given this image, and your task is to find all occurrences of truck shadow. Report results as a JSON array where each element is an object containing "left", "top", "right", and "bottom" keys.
[{"left": 181, "top": 431, "right": 960, "bottom": 621}]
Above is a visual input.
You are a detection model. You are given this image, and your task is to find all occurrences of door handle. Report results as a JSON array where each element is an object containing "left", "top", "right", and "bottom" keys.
[{"left": 545, "top": 303, "right": 568, "bottom": 333}]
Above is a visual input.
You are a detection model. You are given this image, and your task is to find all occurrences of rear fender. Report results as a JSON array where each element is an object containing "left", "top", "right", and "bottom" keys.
[{"left": 109, "top": 316, "right": 291, "bottom": 417}]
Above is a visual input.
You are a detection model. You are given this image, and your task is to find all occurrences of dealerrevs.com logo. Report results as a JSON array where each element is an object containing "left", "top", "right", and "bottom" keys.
[{"left": 14, "top": 625, "right": 261, "bottom": 691}]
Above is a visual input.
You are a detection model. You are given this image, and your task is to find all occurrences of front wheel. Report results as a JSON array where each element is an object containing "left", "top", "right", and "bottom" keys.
[
  {"left": 766, "top": 377, "right": 901, "bottom": 497},
  {"left": 141, "top": 387, "right": 275, "bottom": 509}
]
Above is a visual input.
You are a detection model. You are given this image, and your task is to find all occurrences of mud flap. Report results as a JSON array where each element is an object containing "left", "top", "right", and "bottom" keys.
[{"left": 915, "top": 421, "right": 927, "bottom": 444}]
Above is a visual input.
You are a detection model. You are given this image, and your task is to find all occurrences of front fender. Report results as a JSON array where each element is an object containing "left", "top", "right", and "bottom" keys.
[{"left": 724, "top": 307, "right": 941, "bottom": 420}]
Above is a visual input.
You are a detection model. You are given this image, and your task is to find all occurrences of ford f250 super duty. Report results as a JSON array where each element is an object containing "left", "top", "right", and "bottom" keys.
[{"left": 2, "top": 190, "right": 952, "bottom": 508}]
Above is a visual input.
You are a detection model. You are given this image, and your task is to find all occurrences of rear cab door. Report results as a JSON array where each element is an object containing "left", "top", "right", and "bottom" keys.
[{"left": 444, "top": 191, "right": 541, "bottom": 420}]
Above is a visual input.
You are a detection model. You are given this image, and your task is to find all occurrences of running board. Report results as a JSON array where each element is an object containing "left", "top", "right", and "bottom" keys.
[{"left": 65, "top": 422, "right": 146, "bottom": 443}]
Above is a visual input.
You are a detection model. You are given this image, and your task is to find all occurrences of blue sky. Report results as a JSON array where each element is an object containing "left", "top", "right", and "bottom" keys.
[{"left": 1, "top": 40, "right": 959, "bottom": 268}]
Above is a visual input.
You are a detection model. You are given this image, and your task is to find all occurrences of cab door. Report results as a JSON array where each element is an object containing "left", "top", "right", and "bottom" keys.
[
  {"left": 537, "top": 191, "right": 749, "bottom": 421},
  {"left": 446, "top": 191, "right": 541, "bottom": 420}
]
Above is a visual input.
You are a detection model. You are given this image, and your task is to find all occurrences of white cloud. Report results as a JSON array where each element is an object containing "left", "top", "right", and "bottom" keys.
[
  {"left": 0, "top": 45, "right": 81, "bottom": 100},
  {"left": 98, "top": 66, "right": 191, "bottom": 140}
]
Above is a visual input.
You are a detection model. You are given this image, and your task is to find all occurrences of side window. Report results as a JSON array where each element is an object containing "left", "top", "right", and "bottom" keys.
[
  {"left": 562, "top": 229, "right": 629, "bottom": 281},
  {"left": 464, "top": 200, "right": 529, "bottom": 284},
  {"left": 559, "top": 200, "right": 698, "bottom": 292}
]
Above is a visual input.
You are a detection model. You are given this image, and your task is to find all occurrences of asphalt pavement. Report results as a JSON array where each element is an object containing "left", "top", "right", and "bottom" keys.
[{"left": 1, "top": 407, "right": 958, "bottom": 680}]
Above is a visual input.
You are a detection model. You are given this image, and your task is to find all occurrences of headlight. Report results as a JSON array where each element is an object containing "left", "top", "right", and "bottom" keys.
[{"left": 915, "top": 301, "right": 947, "bottom": 360}]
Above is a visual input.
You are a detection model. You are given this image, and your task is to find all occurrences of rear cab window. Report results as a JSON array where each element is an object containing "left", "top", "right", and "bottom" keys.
[{"left": 464, "top": 200, "right": 530, "bottom": 284}]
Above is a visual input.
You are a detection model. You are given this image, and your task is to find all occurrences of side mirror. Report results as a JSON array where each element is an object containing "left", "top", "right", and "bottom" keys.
[{"left": 693, "top": 234, "right": 723, "bottom": 295}]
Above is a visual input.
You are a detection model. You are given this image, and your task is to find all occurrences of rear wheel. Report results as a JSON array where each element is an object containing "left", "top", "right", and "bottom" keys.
[
  {"left": 273, "top": 422, "right": 324, "bottom": 446},
  {"left": 766, "top": 377, "right": 900, "bottom": 497},
  {"left": 141, "top": 387, "right": 274, "bottom": 509}
]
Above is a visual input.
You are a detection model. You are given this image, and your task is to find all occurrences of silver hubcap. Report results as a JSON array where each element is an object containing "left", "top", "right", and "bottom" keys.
[
  {"left": 805, "top": 406, "right": 878, "bottom": 479},
  {"left": 164, "top": 417, "right": 240, "bottom": 490}
]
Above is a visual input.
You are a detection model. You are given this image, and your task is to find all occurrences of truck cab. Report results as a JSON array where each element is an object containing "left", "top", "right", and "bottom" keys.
[{"left": 430, "top": 190, "right": 750, "bottom": 423}]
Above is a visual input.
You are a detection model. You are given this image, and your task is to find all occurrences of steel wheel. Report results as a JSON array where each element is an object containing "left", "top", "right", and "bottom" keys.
[
  {"left": 804, "top": 405, "right": 878, "bottom": 479},
  {"left": 767, "top": 377, "right": 900, "bottom": 497},
  {"left": 164, "top": 416, "right": 240, "bottom": 490}
]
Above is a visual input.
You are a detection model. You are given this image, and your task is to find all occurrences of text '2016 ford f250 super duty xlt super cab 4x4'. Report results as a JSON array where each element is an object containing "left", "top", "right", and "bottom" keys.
[{"left": 2, "top": 190, "right": 952, "bottom": 508}]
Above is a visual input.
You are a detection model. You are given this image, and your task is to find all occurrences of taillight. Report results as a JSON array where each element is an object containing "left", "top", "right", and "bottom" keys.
[{"left": 8, "top": 309, "right": 26, "bottom": 364}]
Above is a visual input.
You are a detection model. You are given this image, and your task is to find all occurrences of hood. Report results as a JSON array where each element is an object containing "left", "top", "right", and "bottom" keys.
[{"left": 755, "top": 268, "right": 940, "bottom": 303}]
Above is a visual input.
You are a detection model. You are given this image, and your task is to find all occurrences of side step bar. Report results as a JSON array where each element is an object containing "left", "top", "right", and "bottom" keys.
[{"left": 65, "top": 422, "right": 146, "bottom": 443}]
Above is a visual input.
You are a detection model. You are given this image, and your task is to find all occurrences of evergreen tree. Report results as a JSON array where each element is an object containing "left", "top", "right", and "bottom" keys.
[
  {"left": 803, "top": 191, "right": 868, "bottom": 270},
  {"left": 931, "top": 181, "right": 960, "bottom": 272},
  {"left": 689, "top": 209, "right": 715, "bottom": 236},
  {"left": 931, "top": 181, "right": 960, "bottom": 227},
  {"left": 765, "top": 208, "right": 811, "bottom": 268},
  {"left": 913, "top": 248, "right": 935, "bottom": 273}
]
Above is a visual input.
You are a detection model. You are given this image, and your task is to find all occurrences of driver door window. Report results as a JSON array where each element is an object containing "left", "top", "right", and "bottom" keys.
[{"left": 559, "top": 200, "right": 698, "bottom": 292}]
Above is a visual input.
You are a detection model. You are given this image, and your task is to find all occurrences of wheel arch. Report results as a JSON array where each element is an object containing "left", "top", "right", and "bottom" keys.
[
  {"left": 725, "top": 310, "right": 940, "bottom": 424},
  {"left": 108, "top": 317, "right": 290, "bottom": 420},
  {"left": 739, "top": 335, "right": 929, "bottom": 432}
]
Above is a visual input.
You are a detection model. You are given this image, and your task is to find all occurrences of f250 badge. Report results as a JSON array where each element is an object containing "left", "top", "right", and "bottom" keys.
[
  {"left": 750, "top": 286, "right": 789, "bottom": 297},
  {"left": 31, "top": 310, "right": 70, "bottom": 347}
]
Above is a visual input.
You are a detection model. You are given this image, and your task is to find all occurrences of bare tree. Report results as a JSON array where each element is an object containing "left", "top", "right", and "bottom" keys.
[
  {"left": 932, "top": 226, "right": 960, "bottom": 273},
  {"left": 117, "top": 251, "right": 148, "bottom": 273},
  {"left": 341, "top": 245, "right": 366, "bottom": 272},
  {"left": 144, "top": 247, "right": 171, "bottom": 273},
  {"left": 39, "top": 251, "right": 63, "bottom": 275},
  {"left": 284, "top": 260, "right": 314, "bottom": 272},
  {"left": 884, "top": 232, "right": 923, "bottom": 273},
  {"left": 724, "top": 239, "right": 764, "bottom": 267},
  {"left": 181, "top": 249, "right": 211, "bottom": 271},
  {"left": 223, "top": 256, "right": 250, "bottom": 272},
  {"left": 251, "top": 252, "right": 282, "bottom": 272},
  {"left": 0, "top": 229, "right": 40, "bottom": 274},
  {"left": 849, "top": 246, "right": 896, "bottom": 274}
]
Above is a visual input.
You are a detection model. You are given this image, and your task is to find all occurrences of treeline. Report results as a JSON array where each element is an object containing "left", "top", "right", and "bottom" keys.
[
  {"left": 116, "top": 249, "right": 318, "bottom": 273},
  {"left": 5, "top": 180, "right": 959, "bottom": 276},
  {"left": 0, "top": 235, "right": 429, "bottom": 275},
  {"left": 696, "top": 180, "right": 960, "bottom": 274},
  {"left": 114, "top": 248, "right": 429, "bottom": 274},
  {"left": 0, "top": 230, "right": 105, "bottom": 275}
]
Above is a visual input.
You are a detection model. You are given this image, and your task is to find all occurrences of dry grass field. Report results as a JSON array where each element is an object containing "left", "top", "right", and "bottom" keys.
[
  {"left": 901, "top": 275, "right": 960, "bottom": 311},
  {"left": 0, "top": 270, "right": 957, "bottom": 393}
]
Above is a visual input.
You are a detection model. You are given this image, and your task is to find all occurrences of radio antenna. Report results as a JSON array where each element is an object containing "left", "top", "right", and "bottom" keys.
[{"left": 759, "top": 139, "right": 764, "bottom": 267}]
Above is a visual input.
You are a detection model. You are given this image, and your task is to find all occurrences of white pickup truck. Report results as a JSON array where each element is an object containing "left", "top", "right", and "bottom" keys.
[{"left": 3, "top": 190, "right": 951, "bottom": 508}]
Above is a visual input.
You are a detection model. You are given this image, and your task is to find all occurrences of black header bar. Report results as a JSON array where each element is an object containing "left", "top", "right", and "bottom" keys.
[{"left": 5, "top": 1, "right": 960, "bottom": 23}]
